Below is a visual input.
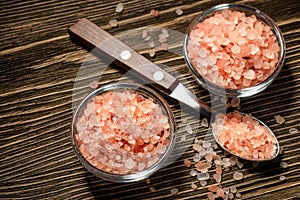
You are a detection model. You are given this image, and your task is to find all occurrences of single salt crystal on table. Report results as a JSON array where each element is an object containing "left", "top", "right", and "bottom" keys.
[
  {"left": 214, "top": 173, "right": 222, "bottom": 183},
  {"left": 89, "top": 80, "right": 99, "bottom": 89},
  {"left": 233, "top": 171, "right": 243, "bottom": 180},
  {"left": 217, "top": 187, "right": 225, "bottom": 198},
  {"left": 190, "top": 169, "right": 198, "bottom": 177},
  {"left": 185, "top": 124, "right": 193, "bottom": 134},
  {"left": 170, "top": 188, "right": 178, "bottom": 195},
  {"left": 236, "top": 192, "right": 242, "bottom": 198},
  {"left": 109, "top": 19, "right": 118, "bottom": 27},
  {"left": 230, "top": 97, "right": 241, "bottom": 107},
  {"left": 279, "top": 175, "right": 286, "bottom": 181},
  {"left": 280, "top": 161, "right": 288, "bottom": 168},
  {"left": 184, "top": 158, "right": 192, "bottom": 167},
  {"left": 191, "top": 182, "right": 198, "bottom": 189},
  {"left": 150, "top": 9, "right": 160, "bottom": 17},
  {"left": 289, "top": 127, "right": 298, "bottom": 134},
  {"left": 197, "top": 172, "right": 210, "bottom": 180},
  {"left": 202, "top": 141, "right": 211, "bottom": 149},
  {"left": 146, "top": 179, "right": 151, "bottom": 184},
  {"left": 175, "top": 8, "right": 183, "bottom": 16},
  {"left": 200, "top": 180, "right": 207, "bottom": 187},
  {"left": 149, "top": 187, "right": 155, "bottom": 192},
  {"left": 228, "top": 193, "right": 234, "bottom": 199},
  {"left": 230, "top": 185, "right": 237, "bottom": 193},
  {"left": 115, "top": 3, "right": 123, "bottom": 13},
  {"left": 201, "top": 118, "right": 209, "bottom": 127},
  {"left": 207, "top": 192, "right": 215, "bottom": 200},
  {"left": 142, "top": 30, "right": 148, "bottom": 39},
  {"left": 236, "top": 162, "right": 243, "bottom": 169},
  {"left": 144, "top": 35, "right": 151, "bottom": 41},
  {"left": 274, "top": 115, "right": 285, "bottom": 124},
  {"left": 161, "top": 43, "right": 168, "bottom": 51},
  {"left": 149, "top": 49, "right": 156, "bottom": 58},
  {"left": 149, "top": 41, "right": 155, "bottom": 47}
]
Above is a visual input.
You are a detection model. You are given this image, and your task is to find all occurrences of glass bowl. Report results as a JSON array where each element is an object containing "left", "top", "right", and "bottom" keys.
[
  {"left": 71, "top": 83, "right": 176, "bottom": 183},
  {"left": 183, "top": 4, "right": 286, "bottom": 97}
]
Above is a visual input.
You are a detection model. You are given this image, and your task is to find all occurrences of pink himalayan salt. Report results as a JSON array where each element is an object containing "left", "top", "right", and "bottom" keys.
[
  {"left": 115, "top": 3, "right": 123, "bottom": 13},
  {"left": 108, "top": 19, "right": 118, "bottom": 27},
  {"left": 207, "top": 192, "right": 215, "bottom": 200},
  {"left": 274, "top": 115, "right": 285, "bottom": 124},
  {"left": 184, "top": 159, "right": 192, "bottom": 167},
  {"left": 279, "top": 175, "right": 286, "bottom": 181},
  {"left": 233, "top": 171, "right": 244, "bottom": 180},
  {"left": 187, "top": 9, "right": 280, "bottom": 89},
  {"left": 212, "top": 111, "right": 277, "bottom": 160},
  {"left": 75, "top": 89, "right": 170, "bottom": 175},
  {"left": 89, "top": 80, "right": 99, "bottom": 89},
  {"left": 280, "top": 161, "right": 288, "bottom": 168},
  {"left": 150, "top": 9, "right": 160, "bottom": 17},
  {"left": 149, "top": 187, "right": 155, "bottom": 192},
  {"left": 176, "top": 8, "right": 183, "bottom": 16}
]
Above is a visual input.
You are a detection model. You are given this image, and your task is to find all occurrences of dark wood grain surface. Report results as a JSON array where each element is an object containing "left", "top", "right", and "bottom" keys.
[{"left": 1, "top": 0, "right": 299, "bottom": 199}]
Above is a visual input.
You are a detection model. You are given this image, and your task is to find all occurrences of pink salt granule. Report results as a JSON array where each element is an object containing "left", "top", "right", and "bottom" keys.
[
  {"left": 187, "top": 9, "right": 280, "bottom": 89},
  {"left": 150, "top": 9, "right": 160, "bottom": 17},
  {"left": 75, "top": 89, "right": 171, "bottom": 175},
  {"left": 212, "top": 111, "right": 277, "bottom": 160}
]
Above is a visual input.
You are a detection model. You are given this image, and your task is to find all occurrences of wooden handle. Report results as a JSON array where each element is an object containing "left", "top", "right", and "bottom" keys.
[{"left": 69, "top": 18, "right": 179, "bottom": 94}]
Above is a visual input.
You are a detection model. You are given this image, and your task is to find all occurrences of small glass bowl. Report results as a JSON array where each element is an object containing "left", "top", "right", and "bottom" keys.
[
  {"left": 71, "top": 83, "right": 176, "bottom": 183},
  {"left": 183, "top": 4, "right": 286, "bottom": 97}
]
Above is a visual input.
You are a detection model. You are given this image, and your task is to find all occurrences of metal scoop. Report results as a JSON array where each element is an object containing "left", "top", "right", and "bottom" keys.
[{"left": 69, "top": 18, "right": 279, "bottom": 161}]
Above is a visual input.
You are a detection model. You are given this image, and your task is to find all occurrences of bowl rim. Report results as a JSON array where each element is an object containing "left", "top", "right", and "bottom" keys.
[
  {"left": 71, "top": 82, "right": 176, "bottom": 183},
  {"left": 183, "top": 3, "right": 286, "bottom": 97}
]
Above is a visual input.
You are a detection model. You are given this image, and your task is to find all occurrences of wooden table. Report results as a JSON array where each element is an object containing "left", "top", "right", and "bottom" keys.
[{"left": 1, "top": 0, "right": 299, "bottom": 199}]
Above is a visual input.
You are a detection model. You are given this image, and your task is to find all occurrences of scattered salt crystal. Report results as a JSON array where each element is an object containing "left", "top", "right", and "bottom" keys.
[
  {"left": 217, "top": 188, "right": 225, "bottom": 198},
  {"left": 184, "top": 159, "right": 192, "bottom": 167},
  {"left": 161, "top": 43, "right": 168, "bottom": 51},
  {"left": 190, "top": 169, "right": 198, "bottom": 177},
  {"left": 279, "top": 175, "right": 286, "bottom": 181},
  {"left": 280, "top": 161, "right": 288, "bottom": 168},
  {"left": 201, "top": 118, "right": 209, "bottom": 127},
  {"left": 236, "top": 192, "right": 242, "bottom": 198},
  {"left": 185, "top": 124, "right": 193, "bottom": 134},
  {"left": 144, "top": 35, "right": 151, "bottom": 41},
  {"left": 233, "top": 171, "right": 243, "bottom": 180},
  {"left": 115, "top": 3, "right": 123, "bottom": 13},
  {"left": 214, "top": 173, "right": 222, "bottom": 183},
  {"left": 236, "top": 162, "right": 243, "bottom": 169},
  {"left": 142, "top": 30, "right": 148, "bottom": 39},
  {"left": 191, "top": 182, "right": 198, "bottom": 189},
  {"left": 170, "top": 188, "right": 178, "bottom": 195},
  {"left": 146, "top": 179, "right": 151, "bottom": 184},
  {"left": 149, "top": 49, "right": 156, "bottom": 58},
  {"left": 150, "top": 9, "right": 160, "bottom": 17},
  {"left": 149, "top": 187, "right": 155, "bottom": 192},
  {"left": 229, "top": 186, "right": 237, "bottom": 193},
  {"left": 89, "top": 80, "right": 99, "bottom": 89},
  {"left": 202, "top": 141, "right": 211, "bottom": 148},
  {"left": 200, "top": 180, "right": 207, "bottom": 187},
  {"left": 208, "top": 185, "right": 219, "bottom": 192},
  {"left": 108, "top": 19, "right": 118, "bottom": 27},
  {"left": 175, "top": 8, "right": 183, "bottom": 16},
  {"left": 230, "top": 98, "right": 241, "bottom": 107},
  {"left": 289, "top": 127, "right": 298, "bottom": 134},
  {"left": 149, "top": 41, "right": 155, "bottom": 48},
  {"left": 197, "top": 172, "right": 210, "bottom": 180},
  {"left": 274, "top": 115, "right": 285, "bottom": 125},
  {"left": 207, "top": 192, "right": 215, "bottom": 200},
  {"left": 223, "top": 187, "right": 230, "bottom": 195},
  {"left": 193, "top": 153, "right": 201, "bottom": 162},
  {"left": 228, "top": 193, "right": 234, "bottom": 199}
]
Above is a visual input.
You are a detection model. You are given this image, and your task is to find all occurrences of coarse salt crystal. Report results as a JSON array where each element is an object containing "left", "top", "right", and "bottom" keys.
[
  {"left": 190, "top": 169, "right": 198, "bottom": 177},
  {"left": 176, "top": 8, "right": 183, "bottom": 16},
  {"left": 150, "top": 9, "right": 160, "bottom": 17},
  {"left": 236, "top": 192, "right": 242, "bottom": 198},
  {"left": 89, "top": 80, "right": 99, "bottom": 89},
  {"left": 214, "top": 173, "right": 222, "bottom": 183},
  {"left": 149, "top": 49, "right": 156, "bottom": 58},
  {"left": 230, "top": 185, "right": 237, "bottom": 193},
  {"left": 185, "top": 124, "right": 193, "bottom": 134},
  {"left": 230, "top": 97, "right": 240, "bottom": 107},
  {"left": 146, "top": 179, "right": 151, "bottom": 184},
  {"left": 280, "top": 161, "right": 288, "bottom": 168},
  {"left": 115, "top": 3, "right": 123, "bottom": 13},
  {"left": 279, "top": 175, "right": 286, "bottom": 181},
  {"left": 200, "top": 180, "right": 207, "bottom": 187},
  {"left": 184, "top": 159, "right": 192, "bottom": 168},
  {"left": 233, "top": 171, "right": 243, "bottom": 180},
  {"left": 149, "top": 187, "right": 155, "bottom": 192},
  {"left": 289, "top": 127, "right": 298, "bottom": 134},
  {"left": 191, "top": 182, "right": 198, "bottom": 189},
  {"left": 181, "top": 134, "right": 187, "bottom": 142},
  {"left": 197, "top": 172, "right": 210, "bottom": 180},
  {"left": 201, "top": 118, "right": 209, "bottom": 127},
  {"left": 108, "top": 19, "right": 118, "bottom": 27},
  {"left": 207, "top": 192, "right": 215, "bottom": 200},
  {"left": 274, "top": 115, "right": 285, "bottom": 124},
  {"left": 170, "top": 188, "right": 178, "bottom": 195}
]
